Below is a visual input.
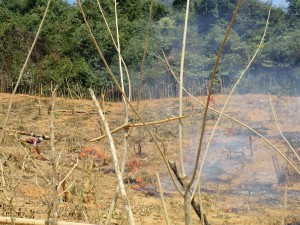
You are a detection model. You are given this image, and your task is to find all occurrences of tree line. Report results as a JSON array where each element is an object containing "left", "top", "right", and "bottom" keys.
[{"left": 0, "top": 0, "right": 299, "bottom": 99}]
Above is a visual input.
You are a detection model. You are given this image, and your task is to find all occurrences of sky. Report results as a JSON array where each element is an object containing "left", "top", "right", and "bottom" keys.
[
  {"left": 269, "top": 0, "right": 288, "bottom": 7},
  {"left": 67, "top": 0, "right": 288, "bottom": 7}
]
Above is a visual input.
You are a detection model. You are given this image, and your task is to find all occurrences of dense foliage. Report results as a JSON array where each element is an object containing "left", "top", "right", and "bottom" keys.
[{"left": 0, "top": 0, "right": 299, "bottom": 98}]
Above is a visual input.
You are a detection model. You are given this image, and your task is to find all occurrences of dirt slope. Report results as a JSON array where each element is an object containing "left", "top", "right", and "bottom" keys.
[{"left": 0, "top": 93, "right": 299, "bottom": 224}]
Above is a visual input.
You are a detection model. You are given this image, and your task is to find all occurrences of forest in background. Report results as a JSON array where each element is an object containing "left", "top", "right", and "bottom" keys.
[{"left": 0, "top": 0, "right": 300, "bottom": 99}]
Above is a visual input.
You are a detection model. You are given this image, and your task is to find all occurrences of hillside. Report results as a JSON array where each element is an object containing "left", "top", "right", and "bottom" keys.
[{"left": 0, "top": 93, "right": 299, "bottom": 224}]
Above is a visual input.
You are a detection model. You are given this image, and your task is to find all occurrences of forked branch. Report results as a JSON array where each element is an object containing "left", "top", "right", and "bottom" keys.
[{"left": 168, "top": 161, "right": 209, "bottom": 225}]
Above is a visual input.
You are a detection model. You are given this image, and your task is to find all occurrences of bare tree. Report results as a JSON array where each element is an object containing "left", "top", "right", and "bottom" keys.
[{"left": 89, "top": 89, "right": 135, "bottom": 225}]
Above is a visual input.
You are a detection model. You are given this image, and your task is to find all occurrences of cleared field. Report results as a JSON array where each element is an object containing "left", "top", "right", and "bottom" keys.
[{"left": 0, "top": 93, "right": 299, "bottom": 224}]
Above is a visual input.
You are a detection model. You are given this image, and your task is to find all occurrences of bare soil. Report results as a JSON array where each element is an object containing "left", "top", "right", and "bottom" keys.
[{"left": 0, "top": 93, "right": 299, "bottom": 225}]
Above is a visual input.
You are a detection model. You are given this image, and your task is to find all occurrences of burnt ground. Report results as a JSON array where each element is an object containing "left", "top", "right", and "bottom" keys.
[{"left": 0, "top": 92, "right": 300, "bottom": 224}]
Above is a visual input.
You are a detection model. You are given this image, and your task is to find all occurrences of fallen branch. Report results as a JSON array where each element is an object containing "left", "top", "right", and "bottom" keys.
[
  {"left": 0, "top": 217, "right": 99, "bottom": 225},
  {"left": 0, "top": 128, "right": 49, "bottom": 140},
  {"left": 89, "top": 116, "right": 188, "bottom": 142},
  {"left": 56, "top": 109, "right": 99, "bottom": 114}
]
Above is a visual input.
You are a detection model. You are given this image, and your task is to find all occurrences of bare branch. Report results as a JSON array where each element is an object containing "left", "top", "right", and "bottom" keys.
[
  {"left": 21, "top": 146, "right": 49, "bottom": 183},
  {"left": 50, "top": 86, "right": 59, "bottom": 225},
  {"left": 58, "top": 181, "right": 74, "bottom": 197},
  {"left": 0, "top": 159, "right": 5, "bottom": 187},
  {"left": 89, "top": 116, "right": 188, "bottom": 142},
  {"left": 137, "top": 0, "right": 153, "bottom": 108},
  {"left": 89, "top": 88, "right": 135, "bottom": 225},
  {"left": 56, "top": 110, "right": 98, "bottom": 114},
  {"left": 178, "top": 0, "right": 191, "bottom": 179},
  {"left": 56, "top": 139, "right": 67, "bottom": 167},
  {"left": 35, "top": 174, "right": 45, "bottom": 195},
  {"left": 269, "top": 96, "right": 300, "bottom": 162},
  {"left": 156, "top": 172, "right": 171, "bottom": 225},
  {"left": 95, "top": 0, "right": 132, "bottom": 101},
  {"left": 57, "top": 158, "right": 78, "bottom": 191},
  {"left": 104, "top": 1, "right": 132, "bottom": 222},
  {"left": 168, "top": 161, "right": 209, "bottom": 225}
]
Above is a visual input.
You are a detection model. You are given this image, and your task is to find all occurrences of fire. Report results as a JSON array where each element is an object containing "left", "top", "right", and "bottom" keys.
[{"left": 80, "top": 144, "right": 108, "bottom": 161}]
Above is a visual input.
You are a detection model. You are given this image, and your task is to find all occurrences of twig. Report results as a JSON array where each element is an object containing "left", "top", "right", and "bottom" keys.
[
  {"left": 0, "top": 159, "right": 5, "bottom": 187},
  {"left": 56, "top": 110, "right": 98, "bottom": 114},
  {"left": 89, "top": 116, "right": 188, "bottom": 142},
  {"left": 105, "top": 133, "right": 130, "bottom": 224},
  {"left": 56, "top": 139, "right": 67, "bottom": 167},
  {"left": 0, "top": 0, "right": 52, "bottom": 145},
  {"left": 281, "top": 184, "right": 287, "bottom": 225},
  {"left": 22, "top": 146, "right": 49, "bottom": 183},
  {"left": 177, "top": 1, "right": 194, "bottom": 222},
  {"left": 269, "top": 96, "right": 300, "bottom": 161},
  {"left": 35, "top": 174, "right": 45, "bottom": 195},
  {"left": 58, "top": 181, "right": 74, "bottom": 197},
  {"left": 95, "top": 0, "right": 132, "bottom": 101},
  {"left": 82, "top": 211, "right": 89, "bottom": 223},
  {"left": 57, "top": 158, "right": 78, "bottom": 191},
  {"left": 114, "top": 0, "right": 127, "bottom": 107},
  {"left": 89, "top": 88, "right": 135, "bottom": 225},
  {"left": 137, "top": 0, "right": 153, "bottom": 108},
  {"left": 156, "top": 172, "right": 171, "bottom": 225}
]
